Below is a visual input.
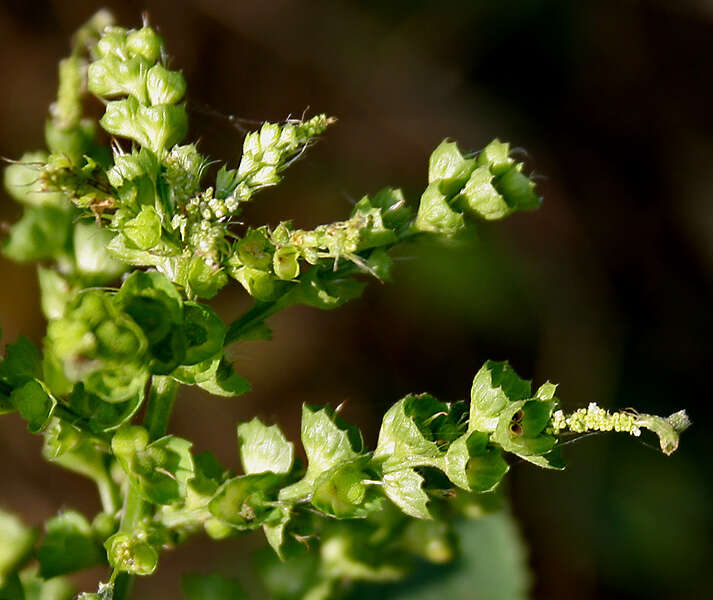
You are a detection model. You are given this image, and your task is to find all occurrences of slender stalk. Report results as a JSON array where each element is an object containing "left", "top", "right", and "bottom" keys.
[
  {"left": 144, "top": 376, "right": 178, "bottom": 441},
  {"left": 224, "top": 296, "right": 291, "bottom": 345}
]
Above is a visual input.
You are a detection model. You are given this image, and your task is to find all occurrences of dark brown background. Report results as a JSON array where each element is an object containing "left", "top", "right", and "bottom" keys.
[{"left": 1, "top": 1, "right": 711, "bottom": 598}]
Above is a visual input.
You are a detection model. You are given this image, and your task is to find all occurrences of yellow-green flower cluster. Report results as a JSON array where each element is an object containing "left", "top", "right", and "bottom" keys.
[{"left": 549, "top": 403, "right": 641, "bottom": 437}]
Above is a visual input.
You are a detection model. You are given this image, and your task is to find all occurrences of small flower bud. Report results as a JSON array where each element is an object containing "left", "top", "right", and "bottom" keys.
[
  {"left": 146, "top": 64, "right": 186, "bottom": 106},
  {"left": 125, "top": 26, "right": 164, "bottom": 62}
]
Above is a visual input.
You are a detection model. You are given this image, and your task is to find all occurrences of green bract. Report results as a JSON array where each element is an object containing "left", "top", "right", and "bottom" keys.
[{"left": 0, "top": 11, "right": 688, "bottom": 600}]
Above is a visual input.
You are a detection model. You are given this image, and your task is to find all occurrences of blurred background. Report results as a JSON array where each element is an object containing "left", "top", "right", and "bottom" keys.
[{"left": 1, "top": 0, "right": 712, "bottom": 598}]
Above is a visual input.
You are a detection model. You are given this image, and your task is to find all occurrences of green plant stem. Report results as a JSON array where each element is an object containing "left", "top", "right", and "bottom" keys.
[
  {"left": 224, "top": 263, "right": 361, "bottom": 345},
  {"left": 224, "top": 298, "right": 290, "bottom": 345},
  {"left": 144, "top": 376, "right": 178, "bottom": 441}
]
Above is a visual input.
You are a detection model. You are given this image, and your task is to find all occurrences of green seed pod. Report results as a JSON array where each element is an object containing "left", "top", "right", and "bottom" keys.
[
  {"left": 146, "top": 64, "right": 186, "bottom": 106},
  {"left": 428, "top": 139, "right": 476, "bottom": 196},
  {"left": 3, "top": 152, "right": 65, "bottom": 207},
  {"left": 456, "top": 166, "right": 510, "bottom": 221},
  {"left": 73, "top": 221, "right": 127, "bottom": 283},
  {"left": 182, "top": 302, "right": 226, "bottom": 365},
  {"left": 476, "top": 138, "right": 515, "bottom": 175},
  {"left": 45, "top": 119, "right": 96, "bottom": 167},
  {"left": 88, "top": 55, "right": 150, "bottom": 103},
  {"left": 91, "top": 512, "right": 118, "bottom": 542},
  {"left": 105, "top": 532, "right": 158, "bottom": 575},
  {"left": 100, "top": 97, "right": 188, "bottom": 155},
  {"left": 123, "top": 205, "right": 162, "bottom": 250},
  {"left": 414, "top": 182, "right": 464, "bottom": 235},
  {"left": 50, "top": 57, "right": 83, "bottom": 131},
  {"left": 232, "top": 266, "right": 280, "bottom": 302},
  {"left": 125, "top": 26, "right": 164, "bottom": 62},
  {"left": 204, "top": 518, "right": 233, "bottom": 540},
  {"left": 94, "top": 27, "right": 129, "bottom": 59},
  {"left": 494, "top": 167, "right": 541, "bottom": 212},
  {"left": 272, "top": 246, "right": 300, "bottom": 280},
  {"left": 236, "top": 229, "right": 273, "bottom": 270},
  {"left": 111, "top": 425, "right": 149, "bottom": 460}
]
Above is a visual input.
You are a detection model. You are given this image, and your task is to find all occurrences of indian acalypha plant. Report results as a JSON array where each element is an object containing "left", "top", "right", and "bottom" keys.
[{"left": 0, "top": 11, "right": 690, "bottom": 600}]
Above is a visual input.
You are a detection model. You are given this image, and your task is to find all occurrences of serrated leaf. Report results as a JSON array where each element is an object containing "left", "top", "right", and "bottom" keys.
[
  {"left": 10, "top": 379, "right": 56, "bottom": 433},
  {"left": 469, "top": 361, "right": 531, "bottom": 433},
  {"left": 129, "top": 435, "right": 195, "bottom": 505},
  {"left": 414, "top": 182, "right": 464, "bottom": 235},
  {"left": 381, "top": 469, "right": 431, "bottom": 519},
  {"left": 196, "top": 358, "right": 250, "bottom": 397},
  {"left": 492, "top": 400, "right": 556, "bottom": 458},
  {"left": 428, "top": 140, "right": 476, "bottom": 196},
  {"left": 373, "top": 395, "right": 448, "bottom": 474},
  {"left": 279, "top": 405, "right": 362, "bottom": 503},
  {"left": 0, "top": 336, "right": 41, "bottom": 388},
  {"left": 238, "top": 418, "right": 293, "bottom": 475}
]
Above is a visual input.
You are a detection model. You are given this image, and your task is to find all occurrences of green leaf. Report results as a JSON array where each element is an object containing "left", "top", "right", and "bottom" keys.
[
  {"left": 279, "top": 405, "right": 363, "bottom": 503},
  {"left": 292, "top": 267, "right": 366, "bottom": 310},
  {"left": 10, "top": 379, "right": 56, "bottom": 433},
  {"left": 171, "top": 356, "right": 220, "bottom": 385},
  {"left": 493, "top": 168, "right": 541, "bottom": 212},
  {"left": 3, "top": 205, "right": 73, "bottom": 263},
  {"left": 182, "top": 573, "right": 246, "bottom": 600},
  {"left": 414, "top": 182, "right": 464, "bottom": 235},
  {"left": 65, "top": 382, "right": 145, "bottom": 433},
  {"left": 123, "top": 206, "right": 162, "bottom": 250},
  {"left": 373, "top": 395, "right": 449, "bottom": 474},
  {"left": 381, "top": 468, "right": 430, "bottom": 519},
  {"left": 311, "top": 458, "right": 379, "bottom": 519},
  {"left": 115, "top": 270, "right": 185, "bottom": 373},
  {"left": 444, "top": 431, "right": 509, "bottom": 492},
  {"left": 196, "top": 358, "right": 250, "bottom": 398},
  {"left": 117, "top": 433, "right": 195, "bottom": 505},
  {"left": 469, "top": 361, "right": 531, "bottom": 433},
  {"left": 238, "top": 418, "right": 294, "bottom": 475},
  {"left": 4, "top": 152, "right": 65, "bottom": 206},
  {"left": 209, "top": 473, "right": 283, "bottom": 530},
  {"left": 428, "top": 140, "right": 476, "bottom": 196},
  {"left": 354, "top": 511, "right": 531, "bottom": 600},
  {"left": 182, "top": 302, "right": 225, "bottom": 365},
  {"left": 19, "top": 569, "right": 75, "bottom": 600},
  {"left": 100, "top": 97, "right": 187, "bottom": 155},
  {"left": 492, "top": 400, "right": 556, "bottom": 458},
  {"left": 0, "top": 336, "right": 41, "bottom": 388},
  {"left": 476, "top": 139, "right": 515, "bottom": 175},
  {"left": 37, "top": 511, "right": 104, "bottom": 578},
  {"left": 37, "top": 268, "right": 72, "bottom": 320},
  {"left": 456, "top": 166, "right": 510, "bottom": 221},
  {"left": 0, "top": 573, "right": 23, "bottom": 600},
  {"left": 73, "top": 221, "right": 126, "bottom": 283},
  {"left": 0, "top": 511, "right": 36, "bottom": 582}
]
